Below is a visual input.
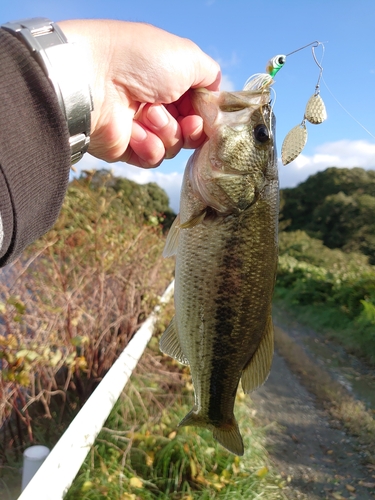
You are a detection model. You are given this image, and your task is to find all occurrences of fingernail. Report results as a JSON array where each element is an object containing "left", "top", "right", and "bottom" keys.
[
  {"left": 147, "top": 105, "right": 169, "bottom": 128},
  {"left": 189, "top": 123, "right": 203, "bottom": 142},
  {"left": 132, "top": 122, "right": 148, "bottom": 142}
]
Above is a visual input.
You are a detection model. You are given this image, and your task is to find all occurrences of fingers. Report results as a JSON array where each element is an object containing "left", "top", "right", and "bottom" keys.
[
  {"left": 124, "top": 103, "right": 183, "bottom": 168},
  {"left": 126, "top": 122, "right": 165, "bottom": 168},
  {"left": 190, "top": 51, "right": 222, "bottom": 92},
  {"left": 168, "top": 92, "right": 208, "bottom": 149},
  {"left": 141, "top": 104, "right": 183, "bottom": 159},
  {"left": 179, "top": 115, "right": 206, "bottom": 149},
  {"left": 125, "top": 93, "right": 211, "bottom": 167}
]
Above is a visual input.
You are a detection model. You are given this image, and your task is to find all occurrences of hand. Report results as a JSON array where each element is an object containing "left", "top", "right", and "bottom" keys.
[{"left": 57, "top": 20, "right": 221, "bottom": 168}]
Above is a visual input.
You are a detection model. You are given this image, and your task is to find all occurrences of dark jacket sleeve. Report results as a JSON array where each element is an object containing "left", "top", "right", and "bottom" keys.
[{"left": 0, "top": 29, "right": 71, "bottom": 267}]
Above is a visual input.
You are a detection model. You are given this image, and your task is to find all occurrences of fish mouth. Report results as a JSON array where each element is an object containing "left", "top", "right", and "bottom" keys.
[
  {"left": 192, "top": 88, "right": 271, "bottom": 110},
  {"left": 191, "top": 88, "right": 272, "bottom": 138}
]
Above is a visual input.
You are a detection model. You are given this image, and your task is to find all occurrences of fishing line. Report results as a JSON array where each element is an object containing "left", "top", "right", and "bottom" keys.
[
  {"left": 311, "top": 42, "right": 324, "bottom": 92},
  {"left": 321, "top": 75, "right": 375, "bottom": 140},
  {"left": 285, "top": 40, "right": 320, "bottom": 57}
]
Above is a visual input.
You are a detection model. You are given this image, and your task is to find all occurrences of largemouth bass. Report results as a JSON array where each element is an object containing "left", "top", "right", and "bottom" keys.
[{"left": 160, "top": 83, "right": 278, "bottom": 456}]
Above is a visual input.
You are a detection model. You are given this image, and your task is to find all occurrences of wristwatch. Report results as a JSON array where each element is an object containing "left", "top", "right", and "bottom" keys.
[{"left": 1, "top": 17, "right": 93, "bottom": 164}]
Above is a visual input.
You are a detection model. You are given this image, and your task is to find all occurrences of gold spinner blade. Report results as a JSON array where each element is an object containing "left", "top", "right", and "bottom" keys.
[
  {"left": 281, "top": 123, "right": 308, "bottom": 165},
  {"left": 304, "top": 93, "right": 327, "bottom": 124}
]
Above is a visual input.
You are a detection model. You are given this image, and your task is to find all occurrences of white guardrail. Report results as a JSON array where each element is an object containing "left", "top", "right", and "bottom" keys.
[{"left": 18, "top": 281, "right": 175, "bottom": 500}]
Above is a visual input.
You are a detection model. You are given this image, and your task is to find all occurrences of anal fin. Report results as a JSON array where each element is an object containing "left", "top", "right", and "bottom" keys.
[
  {"left": 159, "top": 316, "right": 189, "bottom": 365},
  {"left": 241, "top": 315, "right": 274, "bottom": 393}
]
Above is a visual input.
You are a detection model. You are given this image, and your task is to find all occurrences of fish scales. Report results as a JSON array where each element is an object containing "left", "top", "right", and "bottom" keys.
[{"left": 160, "top": 86, "right": 278, "bottom": 456}]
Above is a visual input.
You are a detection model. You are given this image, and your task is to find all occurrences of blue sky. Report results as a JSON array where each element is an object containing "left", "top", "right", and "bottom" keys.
[{"left": 2, "top": 0, "right": 375, "bottom": 211}]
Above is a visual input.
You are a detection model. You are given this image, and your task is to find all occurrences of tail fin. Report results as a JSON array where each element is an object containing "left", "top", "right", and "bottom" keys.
[
  {"left": 178, "top": 410, "right": 244, "bottom": 456},
  {"left": 213, "top": 422, "right": 244, "bottom": 457}
]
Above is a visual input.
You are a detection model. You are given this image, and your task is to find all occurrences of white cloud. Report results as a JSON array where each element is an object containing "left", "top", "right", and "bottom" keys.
[
  {"left": 112, "top": 164, "right": 183, "bottom": 212},
  {"left": 279, "top": 139, "right": 375, "bottom": 188},
  {"left": 72, "top": 155, "right": 183, "bottom": 213},
  {"left": 215, "top": 51, "right": 240, "bottom": 70},
  {"left": 220, "top": 73, "right": 236, "bottom": 91}
]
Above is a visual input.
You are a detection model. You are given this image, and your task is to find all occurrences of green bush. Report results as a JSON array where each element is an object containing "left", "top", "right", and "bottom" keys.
[{"left": 276, "top": 231, "right": 375, "bottom": 361}]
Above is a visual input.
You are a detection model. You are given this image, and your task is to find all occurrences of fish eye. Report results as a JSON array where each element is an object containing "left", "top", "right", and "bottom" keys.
[{"left": 253, "top": 124, "right": 270, "bottom": 143}]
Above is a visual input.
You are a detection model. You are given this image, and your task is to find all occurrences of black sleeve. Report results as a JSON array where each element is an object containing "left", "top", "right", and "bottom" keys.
[{"left": 0, "top": 29, "right": 71, "bottom": 267}]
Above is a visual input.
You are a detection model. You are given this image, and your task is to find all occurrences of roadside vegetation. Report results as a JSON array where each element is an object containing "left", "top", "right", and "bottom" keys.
[
  {"left": 0, "top": 171, "right": 174, "bottom": 457},
  {"left": 279, "top": 167, "right": 375, "bottom": 264},
  {"left": 277, "top": 167, "right": 375, "bottom": 363}
]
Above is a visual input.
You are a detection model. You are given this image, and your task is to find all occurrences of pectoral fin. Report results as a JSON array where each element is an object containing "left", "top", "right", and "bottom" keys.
[
  {"left": 163, "top": 214, "right": 181, "bottom": 257},
  {"left": 241, "top": 315, "right": 274, "bottom": 393},
  {"left": 179, "top": 210, "right": 206, "bottom": 229},
  {"left": 163, "top": 211, "right": 206, "bottom": 258},
  {"left": 159, "top": 316, "right": 189, "bottom": 365}
]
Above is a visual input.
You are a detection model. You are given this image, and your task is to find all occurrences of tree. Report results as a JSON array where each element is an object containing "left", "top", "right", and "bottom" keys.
[{"left": 279, "top": 167, "right": 375, "bottom": 263}]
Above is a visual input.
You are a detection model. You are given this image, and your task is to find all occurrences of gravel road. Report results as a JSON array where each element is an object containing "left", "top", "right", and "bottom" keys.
[{"left": 250, "top": 349, "right": 375, "bottom": 499}]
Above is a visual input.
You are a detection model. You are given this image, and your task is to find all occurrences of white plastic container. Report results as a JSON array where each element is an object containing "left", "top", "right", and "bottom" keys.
[{"left": 21, "top": 445, "right": 50, "bottom": 491}]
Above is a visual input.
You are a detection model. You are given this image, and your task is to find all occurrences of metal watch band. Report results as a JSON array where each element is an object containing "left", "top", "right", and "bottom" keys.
[{"left": 1, "top": 17, "right": 93, "bottom": 164}]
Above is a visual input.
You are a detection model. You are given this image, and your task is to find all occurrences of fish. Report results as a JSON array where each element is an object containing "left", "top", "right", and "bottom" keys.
[{"left": 160, "top": 83, "right": 278, "bottom": 456}]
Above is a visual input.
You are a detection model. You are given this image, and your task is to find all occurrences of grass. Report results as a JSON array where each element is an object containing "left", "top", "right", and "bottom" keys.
[
  {"left": 274, "top": 286, "right": 375, "bottom": 365},
  {"left": 273, "top": 324, "right": 375, "bottom": 464},
  {"left": 276, "top": 230, "right": 375, "bottom": 363},
  {"left": 64, "top": 312, "right": 288, "bottom": 500}
]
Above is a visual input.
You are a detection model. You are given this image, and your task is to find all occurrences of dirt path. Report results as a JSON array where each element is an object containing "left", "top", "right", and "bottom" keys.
[{"left": 250, "top": 315, "right": 375, "bottom": 499}]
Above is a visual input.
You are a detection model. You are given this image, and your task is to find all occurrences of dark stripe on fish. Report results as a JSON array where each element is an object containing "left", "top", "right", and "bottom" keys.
[{"left": 208, "top": 226, "right": 244, "bottom": 424}]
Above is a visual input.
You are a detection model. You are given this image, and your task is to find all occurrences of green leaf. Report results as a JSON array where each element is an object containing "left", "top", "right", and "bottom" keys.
[
  {"left": 16, "top": 350, "right": 39, "bottom": 361},
  {"left": 7, "top": 297, "right": 26, "bottom": 314},
  {"left": 49, "top": 350, "right": 63, "bottom": 367}
]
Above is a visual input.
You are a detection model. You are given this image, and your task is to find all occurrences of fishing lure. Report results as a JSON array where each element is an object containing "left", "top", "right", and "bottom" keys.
[
  {"left": 265, "top": 54, "right": 286, "bottom": 77},
  {"left": 281, "top": 42, "right": 327, "bottom": 165},
  {"left": 243, "top": 41, "right": 327, "bottom": 165}
]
